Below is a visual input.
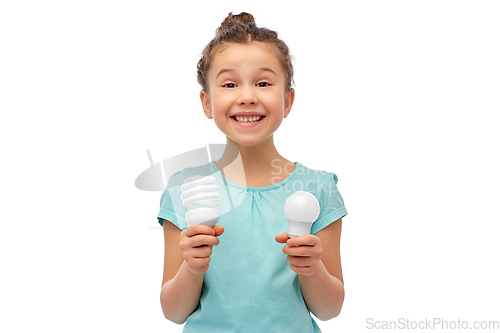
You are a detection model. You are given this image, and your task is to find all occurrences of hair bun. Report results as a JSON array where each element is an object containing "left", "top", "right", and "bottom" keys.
[{"left": 216, "top": 12, "right": 255, "bottom": 35}]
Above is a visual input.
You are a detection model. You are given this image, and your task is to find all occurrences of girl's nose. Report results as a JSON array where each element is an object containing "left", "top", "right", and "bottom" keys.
[{"left": 238, "top": 85, "right": 257, "bottom": 105}]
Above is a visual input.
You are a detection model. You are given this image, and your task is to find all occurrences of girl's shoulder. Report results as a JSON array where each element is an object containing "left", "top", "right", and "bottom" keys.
[{"left": 294, "top": 162, "right": 338, "bottom": 184}]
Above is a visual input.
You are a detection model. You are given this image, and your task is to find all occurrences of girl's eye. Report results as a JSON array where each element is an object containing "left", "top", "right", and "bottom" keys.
[
  {"left": 257, "top": 82, "right": 270, "bottom": 87},
  {"left": 223, "top": 83, "right": 236, "bottom": 88}
]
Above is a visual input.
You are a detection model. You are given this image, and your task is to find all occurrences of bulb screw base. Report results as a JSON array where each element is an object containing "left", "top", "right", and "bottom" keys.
[{"left": 287, "top": 220, "right": 313, "bottom": 238}]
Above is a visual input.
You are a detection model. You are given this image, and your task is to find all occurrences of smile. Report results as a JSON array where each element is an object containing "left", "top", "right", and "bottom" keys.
[{"left": 230, "top": 115, "right": 265, "bottom": 127}]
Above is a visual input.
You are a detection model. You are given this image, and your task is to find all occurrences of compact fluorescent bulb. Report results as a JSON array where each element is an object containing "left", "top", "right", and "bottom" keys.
[{"left": 181, "top": 175, "right": 220, "bottom": 226}]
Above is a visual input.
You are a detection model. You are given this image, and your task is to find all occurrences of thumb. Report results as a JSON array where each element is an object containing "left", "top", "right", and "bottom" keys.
[
  {"left": 213, "top": 225, "right": 224, "bottom": 237},
  {"left": 275, "top": 232, "right": 289, "bottom": 244}
]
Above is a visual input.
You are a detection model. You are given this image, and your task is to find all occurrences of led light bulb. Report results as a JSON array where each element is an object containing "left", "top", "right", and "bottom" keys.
[
  {"left": 181, "top": 175, "right": 220, "bottom": 227},
  {"left": 284, "top": 191, "right": 320, "bottom": 238}
]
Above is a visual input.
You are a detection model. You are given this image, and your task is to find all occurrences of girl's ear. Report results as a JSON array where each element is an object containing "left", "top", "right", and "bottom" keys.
[
  {"left": 200, "top": 90, "right": 212, "bottom": 118},
  {"left": 284, "top": 88, "right": 295, "bottom": 117}
]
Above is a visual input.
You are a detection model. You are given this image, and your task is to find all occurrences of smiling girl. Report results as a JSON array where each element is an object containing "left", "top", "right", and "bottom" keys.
[{"left": 158, "top": 12, "right": 348, "bottom": 332}]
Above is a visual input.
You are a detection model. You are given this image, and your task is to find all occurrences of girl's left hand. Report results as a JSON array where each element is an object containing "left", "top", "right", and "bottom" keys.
[{"left": 275, "top": 232, "right": 323, "bottom": 276}]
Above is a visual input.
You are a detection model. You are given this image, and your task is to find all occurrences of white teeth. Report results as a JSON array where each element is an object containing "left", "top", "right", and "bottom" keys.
[{"left": 235, "top": 116, "right": 262, "bottom": 122}]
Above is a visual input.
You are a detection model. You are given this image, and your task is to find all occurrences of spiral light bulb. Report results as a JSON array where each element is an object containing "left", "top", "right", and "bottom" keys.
[
  {"left": 284, "top": 191, "right": 320, "bottom": 238},
  {"left": 181, "top": 175, "right": 220, "bottom": 227}
]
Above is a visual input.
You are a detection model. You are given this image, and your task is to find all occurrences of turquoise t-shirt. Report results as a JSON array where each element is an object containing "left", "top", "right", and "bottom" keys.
[{"left": 158, "top": 161, "right": 347, "bottom": 333}]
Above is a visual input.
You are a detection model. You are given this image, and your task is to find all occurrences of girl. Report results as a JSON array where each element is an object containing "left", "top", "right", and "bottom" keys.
[{"left": 158, "top": 12, "right": 347, "bottom": 333}]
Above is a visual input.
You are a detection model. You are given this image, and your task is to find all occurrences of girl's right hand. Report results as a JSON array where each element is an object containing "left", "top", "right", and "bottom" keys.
[{"left": 179, "top": 224, "right": 224, "bottom": 275}]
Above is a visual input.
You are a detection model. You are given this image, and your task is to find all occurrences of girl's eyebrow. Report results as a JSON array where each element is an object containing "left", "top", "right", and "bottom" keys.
[
  {"left": 215, "top": 68, "right": 233, "bottom": 79},
  {"left": 259, "top": 67, "right": 278, "bottom": 77},
  {"left": 216, "top": 67, "right": 278, "bottom": 79}
]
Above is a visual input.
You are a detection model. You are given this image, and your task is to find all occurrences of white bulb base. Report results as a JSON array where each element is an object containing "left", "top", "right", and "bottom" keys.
[
  {"left": 185, "top": 208, "right": 219, "bottom": 227},
  {"left": 287, "top": 220, "right": 313, "bottom": 238}
]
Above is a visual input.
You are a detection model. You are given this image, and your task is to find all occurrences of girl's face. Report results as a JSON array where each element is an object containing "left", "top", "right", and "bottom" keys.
[{"left": 200, "top": 42, "right": 294, "bottom": 148}]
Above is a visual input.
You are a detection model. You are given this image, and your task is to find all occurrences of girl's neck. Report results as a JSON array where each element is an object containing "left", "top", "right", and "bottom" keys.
[{"left": 214, "top": 136, "right": 295, "bottom": 187}]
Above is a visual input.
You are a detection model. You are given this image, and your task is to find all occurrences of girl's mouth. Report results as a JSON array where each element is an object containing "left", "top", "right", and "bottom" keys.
[{"left": 230, "top": 115, "right": 265, "bottom": 127}]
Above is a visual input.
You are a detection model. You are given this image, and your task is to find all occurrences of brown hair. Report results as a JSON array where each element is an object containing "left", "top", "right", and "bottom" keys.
[{"left": 197, "top": 12, "right": 294, "bottom": 93}]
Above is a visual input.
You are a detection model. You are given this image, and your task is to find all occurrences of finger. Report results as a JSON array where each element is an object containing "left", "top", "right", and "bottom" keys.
[
  {"left": 286, "top": 234, "right": 317, "bottom": 247},
  {"left": 284, "top": 245, "right": 312, "bottom": 257},
  {"left": 287, "top": 256, "right": 311, "bottom": 267},
  {"left": 187, "top": 257, "right": 211, "bottom": 271},
  {"left": 189, "top": 234, "right": 220, "bottom": 248},
  {"left": 192, "top": 246, "right": 213, "bottom": 259},
  {"left": 275, "top": 232, "right": 289, "bottom": 243},
  {"left": 213, "top": 225, "right": 224, "bottom": 237},
  {"left": 183, "top": 224, "right": 216, "bottom": 237},
  {"left": 290, "top": 264, "right": 314, "bottom": 275}
]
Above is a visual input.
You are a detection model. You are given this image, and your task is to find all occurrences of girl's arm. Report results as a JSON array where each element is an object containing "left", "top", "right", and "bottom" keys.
[
  {"left": 277, "top": 217, "right": 345, "bottom": 321},
  {"left": 159, "top": 221, "right": 223, "bottom": 324},
  {"left": 160, "top": 221, "right": 203, "bottom": 324},
  {"left": 298, "top": 218, "right": 345, "bottom": 321}
]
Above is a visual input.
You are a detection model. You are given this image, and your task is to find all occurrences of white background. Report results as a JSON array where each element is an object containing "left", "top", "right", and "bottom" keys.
[{"left": 1, "top": 0, "right": 499, "bottom": 332}]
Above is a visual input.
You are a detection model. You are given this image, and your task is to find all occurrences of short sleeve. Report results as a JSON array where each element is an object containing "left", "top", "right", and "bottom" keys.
[
  {"left": 157, "top": 172, "right": 188, "bottom": 230},
  {"left": 310, "top": 172, "right": 347, "bottom": 234}
]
